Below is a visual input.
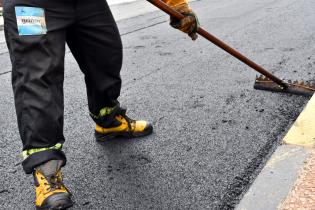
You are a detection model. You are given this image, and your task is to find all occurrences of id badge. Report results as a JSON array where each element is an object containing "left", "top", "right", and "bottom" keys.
[{"left": 15, "top": 6, "right": 47, "bottom": 36}]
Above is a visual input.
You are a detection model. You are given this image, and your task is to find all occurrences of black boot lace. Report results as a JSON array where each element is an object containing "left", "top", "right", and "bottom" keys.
[
  {"left": 117, "top": 107, "right": 135, "bottom": 130},
  {"left": 42, "top": 174, "right": 70, "bottom": 194}
]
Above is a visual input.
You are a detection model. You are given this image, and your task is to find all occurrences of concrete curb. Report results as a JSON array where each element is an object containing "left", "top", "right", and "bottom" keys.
[
  {"left": 0, "top": 7, "right": 3, "bottom": 30},
  {"left": 236, "top": 94, "right": 315, "bottom": 210}
]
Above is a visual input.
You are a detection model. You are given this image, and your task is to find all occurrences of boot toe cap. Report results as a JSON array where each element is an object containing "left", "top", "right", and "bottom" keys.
[
  {"left": 144, "top": 122, "right": 153, "bottom": 133},
  {"left": 38, "top": 193, "right": 73, "bottom": 210}
]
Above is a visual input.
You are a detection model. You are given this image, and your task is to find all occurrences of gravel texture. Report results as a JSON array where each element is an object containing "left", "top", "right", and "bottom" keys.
[{"left": 0, "top": 0, "right": 314, "bottom": 209}]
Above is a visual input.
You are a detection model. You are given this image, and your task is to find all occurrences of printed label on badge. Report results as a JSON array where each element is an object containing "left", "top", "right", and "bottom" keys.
[{"left": 15, "top": 7, "right": 47, "bottom": 36}]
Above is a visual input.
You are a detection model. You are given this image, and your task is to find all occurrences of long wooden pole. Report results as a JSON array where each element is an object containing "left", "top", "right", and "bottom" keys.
[{"left": 146, "top": 0, "right": 288, "bottom": 88}]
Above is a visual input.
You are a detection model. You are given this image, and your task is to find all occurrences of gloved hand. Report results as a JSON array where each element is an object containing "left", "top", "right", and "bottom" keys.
[{"left": 169, "top": 3, "right": 199, "bottom": 40}]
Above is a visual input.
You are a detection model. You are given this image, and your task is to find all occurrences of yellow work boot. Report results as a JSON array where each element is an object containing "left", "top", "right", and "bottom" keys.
[
  {"left": 34, "top": 160, "right": 73, "bottom": 210},
  {"left": 94, "top": 106, "right": 153, "bottom": 141}
]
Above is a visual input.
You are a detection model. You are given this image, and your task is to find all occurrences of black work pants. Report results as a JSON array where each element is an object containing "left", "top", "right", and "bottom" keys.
[{"left": 3, "top": 0, "right": 122, "bottom": 174}]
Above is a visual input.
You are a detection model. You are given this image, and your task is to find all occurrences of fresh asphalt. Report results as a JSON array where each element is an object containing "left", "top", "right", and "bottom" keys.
[{"left": 1, "top": 0, "right": 315, "bottom": 209}]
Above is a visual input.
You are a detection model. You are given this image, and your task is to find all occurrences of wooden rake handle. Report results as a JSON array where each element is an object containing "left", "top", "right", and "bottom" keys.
[{"left": 146, "top": 0, "right": 287, "bottom": 88}]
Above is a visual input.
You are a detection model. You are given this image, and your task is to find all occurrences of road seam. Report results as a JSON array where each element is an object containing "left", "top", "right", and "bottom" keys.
[{"left": 236, "top": 93, "right": 315, "bottom": 210}]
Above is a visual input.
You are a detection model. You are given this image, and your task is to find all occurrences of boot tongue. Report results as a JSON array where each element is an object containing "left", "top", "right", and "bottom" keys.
[
  {"left": 97, "top": 106, "right": 125, "bottom": 128},
  {"left": 36, "top": 160, "right": 63, "bottom": 178}
]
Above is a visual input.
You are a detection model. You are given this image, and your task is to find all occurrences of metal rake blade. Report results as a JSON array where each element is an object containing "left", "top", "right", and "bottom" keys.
[{"left": 254, "top": 75, "right": 315, "bottom": 96}]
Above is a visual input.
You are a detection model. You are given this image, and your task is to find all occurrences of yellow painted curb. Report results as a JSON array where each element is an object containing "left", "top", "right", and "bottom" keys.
[{"left": 283, "top": 94, "right": 315, "bottom": 147}]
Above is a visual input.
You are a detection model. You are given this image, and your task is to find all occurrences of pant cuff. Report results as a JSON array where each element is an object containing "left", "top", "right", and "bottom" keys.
[{"left": 22, "top": 149, "right": 66, "bottom": 174}]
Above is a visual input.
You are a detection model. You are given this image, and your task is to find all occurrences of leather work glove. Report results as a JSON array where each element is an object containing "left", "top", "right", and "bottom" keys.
[{"left": 163, "top": 0, "right": 199, "bottom": 40}]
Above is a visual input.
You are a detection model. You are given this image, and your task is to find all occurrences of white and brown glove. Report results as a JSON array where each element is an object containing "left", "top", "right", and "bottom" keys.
[{"left": 163, "top": 0, "right": 199, "bottom": 40}]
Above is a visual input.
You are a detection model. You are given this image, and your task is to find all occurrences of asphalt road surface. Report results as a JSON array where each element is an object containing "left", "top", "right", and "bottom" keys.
[{"left": 1, "top": 0, "right": 315, "bottom": 209}]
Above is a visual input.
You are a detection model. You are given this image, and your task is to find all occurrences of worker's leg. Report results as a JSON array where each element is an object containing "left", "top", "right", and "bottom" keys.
[
  {"left": 3, "top": 0, "right": 74, "bottom": 174},
  {"left": 4, "top": 1, "right": 75, "bottom": 208},
  {"left": 66, "top": 0, "right": 122, "bottom": 115},
  {"left": 66, "top": 0, "right": 153, "bottom": 141}
]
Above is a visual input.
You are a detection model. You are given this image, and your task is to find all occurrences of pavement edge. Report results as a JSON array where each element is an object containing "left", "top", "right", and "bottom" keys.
[{"left": 236, "top": 94, "right": 315, "bottom": 210}]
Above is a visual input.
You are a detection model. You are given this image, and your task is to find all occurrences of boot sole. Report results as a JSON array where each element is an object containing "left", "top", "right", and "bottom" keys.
[{"left": 95, "top": 124, "right": 153, "bottom": 142}]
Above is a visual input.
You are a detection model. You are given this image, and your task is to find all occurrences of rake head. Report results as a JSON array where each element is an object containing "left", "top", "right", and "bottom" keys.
[{"left": 254, "top": 75, "right": 315, "bottom": 96}]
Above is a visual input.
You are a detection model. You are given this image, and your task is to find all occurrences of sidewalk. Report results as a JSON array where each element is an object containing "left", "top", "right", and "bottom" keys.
[
  {"left": 236, "top": 94, "right": 315, "bottom": 210},
  {"left": 279, "top": 150, "right": 315, "bottom": 209}
]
